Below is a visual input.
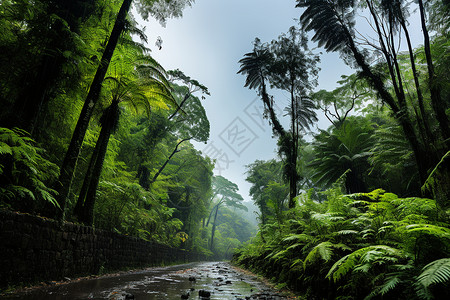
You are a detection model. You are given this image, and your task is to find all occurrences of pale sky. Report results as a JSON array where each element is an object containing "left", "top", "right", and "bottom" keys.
[{"left": 133, "top": 0, "right": 422, "bottom": 203}]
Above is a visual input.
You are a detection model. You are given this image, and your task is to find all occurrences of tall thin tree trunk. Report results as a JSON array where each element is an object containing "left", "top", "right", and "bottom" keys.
[
  {"left": 54, "top": 0, "right": 132, "bottom": 220},
  {"left": 206, "top": 200, "right": 222, "bottom": 227},
  {"left": 342, "top": 23, "right": 431, "bottom": 184},
  {"left": 79, "top": 110, "right": 115, "bottom": 225},
  {"left": 73, "top": 131, "right": 103, "bottom": 219},
  {"left": 150, "top": 138, "right": 189, "bottom": 183},
  {"left": 210, "top": 204, "right": 220, "bottom": 251},
  {"left": 289, "top": 84, "right": 298, "bottom": 208},
  {"left": 417, "top": 0, "right": 450, "bottom": 144},
  {"left": 400, "top": 20, "right": 433, "bottom": 144}
]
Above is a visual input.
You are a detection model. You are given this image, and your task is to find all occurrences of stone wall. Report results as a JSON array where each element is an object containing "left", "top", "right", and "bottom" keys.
[{"left": 0, "top": 210, "right": 206, "bottom": 288}]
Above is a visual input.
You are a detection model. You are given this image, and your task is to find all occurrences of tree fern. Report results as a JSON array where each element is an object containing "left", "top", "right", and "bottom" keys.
[
  {"left": 304, "top": 241, "right": 350, "bottom": 267},
  {"left": 406, "top": 224, "right": 450, "bottom": 240},
  {"left": 0, "top": 127, "right": 59, "bottom": 208},
  {"left": 327, "top": 245, "right": 405, "bottom": 282},
  {"left": 366, "top": 274, "right": 403, "bottom": 299},
  {"left": 418, "top": 258, "right": 450, "bottom": 288}
]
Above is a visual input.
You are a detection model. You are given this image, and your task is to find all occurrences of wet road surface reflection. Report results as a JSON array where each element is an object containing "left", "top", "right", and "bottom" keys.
[{"left": 3, "top": 262, "right": 288, "bottom": 299}]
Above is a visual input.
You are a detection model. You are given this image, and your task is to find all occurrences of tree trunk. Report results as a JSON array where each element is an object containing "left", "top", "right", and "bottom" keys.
[
  {"left": 206, "top": 200, "right": 221, "bottom": 227},
  {"left": 400, "top": 20, "right": 433, "bottom": 145},
  {"left": 288, "top": 85, "right": 298, "bottom": 208},
  {"left": 137, "top": 165, "right": 150, "bottom": 190},
  {"left": 342, "top": 23, "right": 432, "bottom": 185},
  {"left": 261, "top": 80, "right": 298, "bottom": 204},
  {"left": 210, "top": 204, "right": 220, "bottom": 251},
  {"left": 417, "top": 0, "right": 450, "bottom": 144},
  {"left": 54, "top": 0, "right": 132, "bottom": 220},
  {"left": 73, "top": 132, "right": 102, "bottom": 219},
  {"left": 78, "top": 117, "right": 114, "bottom": 225},
  {"left": 150, "top": 138, "right": 189, "bottom": 183}
]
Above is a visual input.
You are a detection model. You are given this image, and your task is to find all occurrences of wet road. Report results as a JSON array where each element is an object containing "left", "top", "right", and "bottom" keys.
[{"left": 2, "top": 262, "right": 288, "bottom": 299}]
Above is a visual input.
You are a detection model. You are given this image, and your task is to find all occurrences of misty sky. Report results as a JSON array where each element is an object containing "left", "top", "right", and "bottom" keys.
[{"left": 134, "top": 0, "right": 421, "bottom": 203}]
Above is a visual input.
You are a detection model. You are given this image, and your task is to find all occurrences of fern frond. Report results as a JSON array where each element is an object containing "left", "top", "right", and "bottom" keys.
[
  {"left": 335, "top": 229, "right": 359, "bottom": 236},
  {"left": 326, "top": 253, "right": 356, "bottom": 281},
  {"left": 291, "top": 258, "right": 304, "bottom": 268},
  {"left": 268, "top": 249, "right": 288, "bottom": 262},
  {"left": 379, "top": 275, "right": 402, "bottom": 295},
  {"left": 0, "top": 142, "right": 13, "bottom": 155},
  {"left": 418, "top": 258, "right": 450, "bottom": 288},
  {"left": 406, "top": 224, "right": 450, "bottom": 239},
  {"left": 283, "top": 233, "right": 314, "bottom": 243},
  {"left": 327, "top": 245, "right": 404, "bottom": 282},
  {"left": 304, "top": 241, "right": 334, "bottom": 265}
]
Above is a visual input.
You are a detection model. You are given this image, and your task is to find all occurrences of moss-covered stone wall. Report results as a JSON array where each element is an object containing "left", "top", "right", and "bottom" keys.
[{"left": 0, "top": 210, "right": 205, "bottom": 288}]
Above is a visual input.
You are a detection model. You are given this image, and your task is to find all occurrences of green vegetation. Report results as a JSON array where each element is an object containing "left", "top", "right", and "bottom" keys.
[
  {"left": 234, "top": 0, "right": 450, "bottom": 299},
  {"left": 1, "top": 0, "right": 449, "bottom": 298},
  {"left": 0, "top": 0, "right": 254, "bottom": 259},
  {"left": 234, "top": 187, "right": 450, "bottom": 299}
]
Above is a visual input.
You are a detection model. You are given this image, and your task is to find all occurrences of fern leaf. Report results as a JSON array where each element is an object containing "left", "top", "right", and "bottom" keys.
[
  {"left": 291, "top": 258, "right": 304, "bottom": 268},
  {"left": 327, "top": 245, "right": 404, "bottom": 282},
  {"left": 406, "top": 224, "right": 450, "bottom": 239},
  {"left": 418, "top": 258, "right": 450, "bottom": 288},
  {"left": 283, "top": 233, "right": 313, "bottom": 243},
  {"left": 0, "top": 142, "right": 13, "bottom": 155},
  {"left": 266, "top": 249, "right": 288, "bottom": 261},
  {"left": 304, "top": 241, "right": 334, "bottom": 266},
  {"left": 326, "top": 253, "right": 357, "bottom": 281},
  {"left": 335, "top": 229, "right": 359, "bottom": 236},
  {"left": 379, "top": 275, "right": 401, "bottom": 295},
  {"left": 286, "top": 243, "right": 304, "bottom": 251}
]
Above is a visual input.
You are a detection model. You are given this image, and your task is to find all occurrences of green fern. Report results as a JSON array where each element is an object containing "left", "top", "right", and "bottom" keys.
[
  {"left": 327, "top": 252, "right": 358, "bottom": 282},
  {"left": 406, "top": 224, "right": 450, "bottom": 239},
  {"left": 304, "top": 241, "right": 333, "bottom": 265},
  {"left": 305, "top": 241, "right": 351, "bottom": 267},
  {"left": 418, "top": 258, "right": 450, "bottom": 288},
  {"left": 282, "top": 233, "right": 314, "bottom": 243},
  {"left": 0, "top": 142, "right": 12, "bottom": 155},
  {"left": 327, "top": 245, "right": 405, "bottom": 282},
  {"left": 0, "top": 127, "right": 59, "bottom": 207}
]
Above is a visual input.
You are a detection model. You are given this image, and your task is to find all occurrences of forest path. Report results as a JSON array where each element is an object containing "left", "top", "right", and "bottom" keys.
[{"left": 3, "top": 261, "right": 289, "bottom": 299}]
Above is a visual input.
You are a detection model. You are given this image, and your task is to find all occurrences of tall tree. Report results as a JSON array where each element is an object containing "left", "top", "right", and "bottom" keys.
[
  {"left": 246, "top": 159, "right": 287, "bottom": 226},
  {"left": 206, "top": 176, "right": 246, "bottom": 252},
  {"left": 74, "top": 51, "right": 175, "bottom": 225},
  {"left": 55, "top": 0, "right": 195, "bottom": 220},
  {"left": 149, "top": 73, "right": 210, "bottom": 185},
  {"left": 296, "top": 0, "right": 450, "bottom": 197},
  {"left": 238, "top": 27, "right": 319, "bottom": 207}
]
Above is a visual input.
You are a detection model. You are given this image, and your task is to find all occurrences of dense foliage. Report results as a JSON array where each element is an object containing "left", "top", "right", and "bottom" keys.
[
  {"left": 234, "top": 187, "right": 450, "bottom": 299},
  {"left": 235, "top": 0, "right": 450, "bottom": 299},
  {"left": 1, "top": 0, "right": 449, "bottom": 297},
  {"left": 0, "top": 0, "right": 254, "bottom": 259}
]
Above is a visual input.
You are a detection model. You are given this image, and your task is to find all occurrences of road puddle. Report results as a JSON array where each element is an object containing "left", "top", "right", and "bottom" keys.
[{"left": 2, "top": 262, "right": 288, "bottom": 299}]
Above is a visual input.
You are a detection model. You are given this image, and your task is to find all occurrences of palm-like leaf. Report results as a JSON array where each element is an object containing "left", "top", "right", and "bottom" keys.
[
  {"left": 418, "top": 258, "right": 450, "bottom": 288},
  {"left": 284, "top": 96, "right": 318, "bottom": 131},
  {"left": 296, "top": 0, "right": 356, "bottom": 52},
  {"left": 295, "top": 96, "right": 318, "bottom": 130},
  {"left": 237, "top": 47, "right": 272, "bottom": 91},
  {"left": 308, "top": 117, "right": 374, "bottom": 192},
  {"left": 304, "top": 241, "right": 350, "bottom": 266},
  {"left": 327, "top": 245, "right": 405, "bottom": 282}
]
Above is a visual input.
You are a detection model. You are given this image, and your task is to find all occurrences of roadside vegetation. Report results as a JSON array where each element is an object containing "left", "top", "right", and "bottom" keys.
[
  {"left": 0, "top": 0, "right": 254, "bottom": 260},
  {"left": 234, "top": 1, "right": 450, "bottom": 299},
  {"left": 0, "top": 1, "right": 449, "bottom": 298}
]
